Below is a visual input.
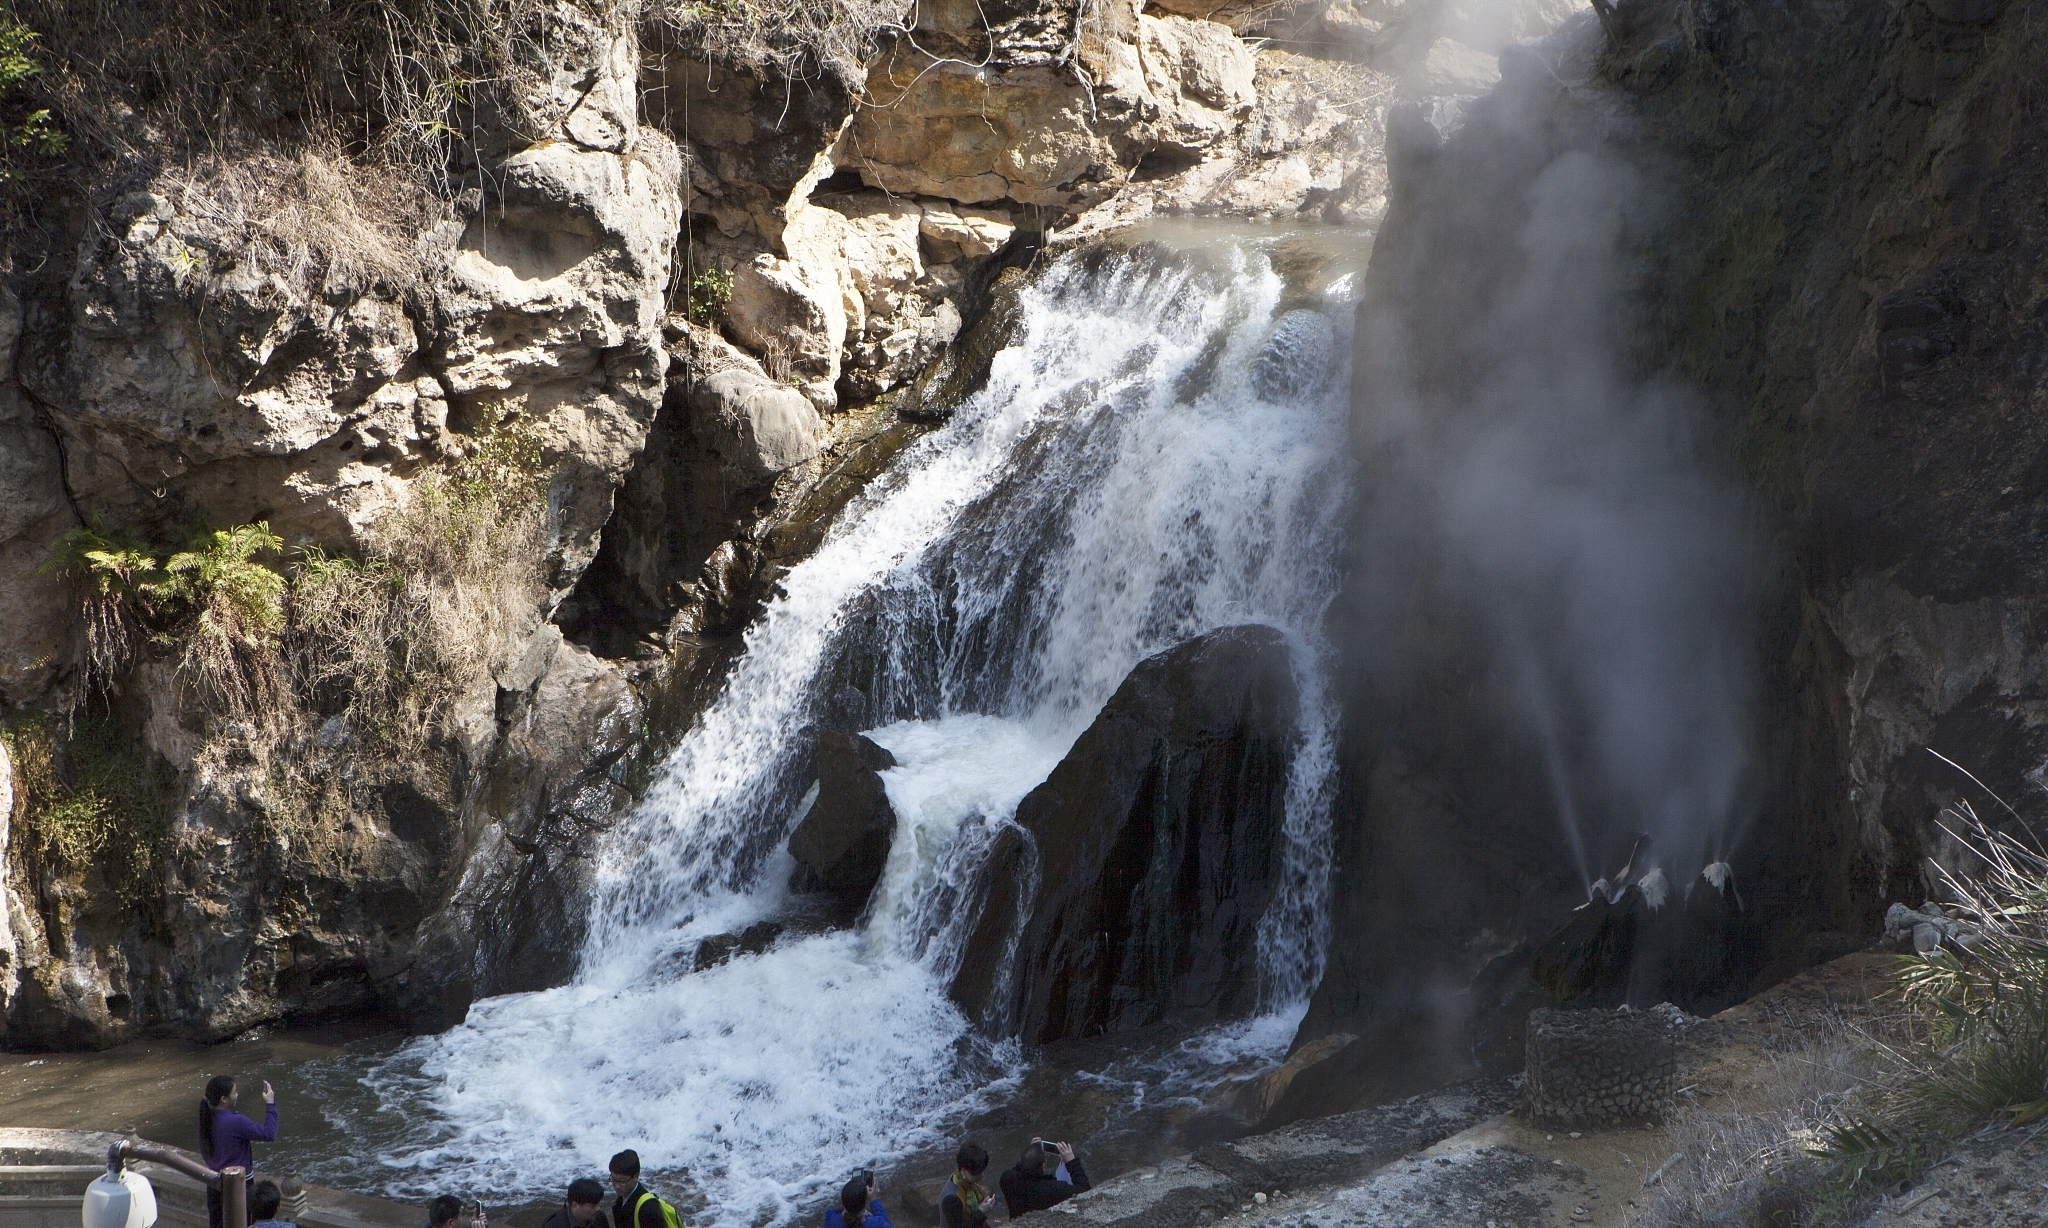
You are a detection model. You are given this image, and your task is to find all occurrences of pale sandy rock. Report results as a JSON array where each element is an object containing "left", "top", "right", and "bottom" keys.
[
  {"left": 918, "top": 202, "right": 1016, "bottom": 260},
  {"left": 1137, "top": 15, "right": 1258, "bottom": 151},
  {"left": 1144, "top": 0, "right": 1272, "bottom": 33},
  {"left": 825, "top": 193, "right": 927, "bottom": 318},
  {"left": 1417, "top": 36, "right": 1500, "bottom": 95},
  {"left": 1443, "top": 0, "right": 1581, "bottom": 53},
  {"left": 845, "top": 0, "right": 1252, "bottom": 208},
  {"left": 845, "top": 57, "right": 1119, "bottom": 207},
  {"left": 1321, "top": 0, "right": 1402, "bottom": 51},
  {"left": 725, "top": 203, "right": 857, "bottom": 411},
  {"left": 435, "top": 138, "right": 681, "bottom": 591},
  {"left": 1058, "top": 49, "right": 1391, "bottom": 227}
]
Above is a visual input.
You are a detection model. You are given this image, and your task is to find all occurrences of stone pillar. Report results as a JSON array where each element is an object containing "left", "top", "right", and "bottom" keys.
[{"left": 1522, "top": 1007, "right": 1676, "bottom": 1127}]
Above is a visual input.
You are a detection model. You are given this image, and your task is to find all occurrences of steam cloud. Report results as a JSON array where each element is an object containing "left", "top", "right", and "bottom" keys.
[{"left": 1355, "top": 119, "right": 1762, "bottom": 892}]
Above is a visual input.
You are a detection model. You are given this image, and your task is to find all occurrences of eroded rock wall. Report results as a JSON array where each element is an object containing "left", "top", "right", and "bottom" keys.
[{"left": 0, "top": 0, "right": 1560, "bottom": 1048}]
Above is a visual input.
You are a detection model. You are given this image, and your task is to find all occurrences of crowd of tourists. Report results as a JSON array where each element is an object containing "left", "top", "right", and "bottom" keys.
[{"left": 196, "top": 1077, "right": 1092, "bottom": 1228}]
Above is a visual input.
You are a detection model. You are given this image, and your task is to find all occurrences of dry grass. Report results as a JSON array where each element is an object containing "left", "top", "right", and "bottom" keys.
[
  {"left": 3, "top": 0, "right": 629, "bottom": 283},
  {"left": 643, "top": 0, "right": 905, "bottom": 91},
  {"left": 153, "top": 145, "right": 452, "bottom": 290},
  {"left": 1632, "top": 1023, "right": 1891, "bottom": 1228},
  {"left": 0, "top": 711, "right": 175, "bottom": 900},
  {"left": 284, "top": 417, "right": 552, "bottom": 757}
]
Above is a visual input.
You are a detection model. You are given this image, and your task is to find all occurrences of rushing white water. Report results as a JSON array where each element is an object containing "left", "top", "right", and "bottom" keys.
[{"left": 309, "top": 234, "right": 1358, "bottom": 1226}]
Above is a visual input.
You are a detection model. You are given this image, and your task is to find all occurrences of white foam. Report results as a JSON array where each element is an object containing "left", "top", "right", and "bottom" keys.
[
  {"left": 349, "top": 935, "right": 1009, "bottom": 1227},
  {"left": 861, "top": 716, "right": 1074, "bottom": 963}
]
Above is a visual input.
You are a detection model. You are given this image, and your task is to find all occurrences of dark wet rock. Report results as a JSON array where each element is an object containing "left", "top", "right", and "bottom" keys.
[
  {"left": 953, "top": 624, "right": 1298, "bottom": 1043},
  {"left": 1042, "top": 1077, "right": 1517, "bottom": 1228},
  {"left": 694, "top": 921, "right": 787, "bottom": 971},
  {"left": 787, "top": 732, "right": 899, "bottom": 904}
]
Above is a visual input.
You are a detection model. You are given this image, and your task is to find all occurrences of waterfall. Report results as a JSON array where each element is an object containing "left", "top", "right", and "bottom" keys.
[{"left": 310, "top": 235, "right": 1357, "bottom": 1227}]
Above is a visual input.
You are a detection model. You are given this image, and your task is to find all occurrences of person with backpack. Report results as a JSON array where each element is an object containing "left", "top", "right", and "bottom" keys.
[
  {"left": 198, "top": 1075, "right": 277, "bottom": 1228},
  {"left": 823, "top": 1175, "right": 889, "bottom": 1228},
  {"left": 608, "top": 1151, "right": 681, "bottom": 1228},
  {"left": 938, "top": 1143, "right": 991, "bottom": 1228}
]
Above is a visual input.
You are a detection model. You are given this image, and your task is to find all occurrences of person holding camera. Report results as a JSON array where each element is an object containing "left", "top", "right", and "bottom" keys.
[
  {"left": 998, "top": 1138, "right": 1090, "bottom": 1219},
  {"left": 822, "top": 1173, "right": 889, "bottom": 1228}
]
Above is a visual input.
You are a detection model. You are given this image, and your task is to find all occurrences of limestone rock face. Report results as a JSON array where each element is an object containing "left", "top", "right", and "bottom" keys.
[
  {"left": 399, "top": 628, "right": 640, "bottom": 1026},
  {"left": 1138, "top": 15, "right": 1259, "bottom": 152},
  {"left": 434, "top": 137, "right": 682, "bottom": 594},
  {"left": 845, "top": 0, "right": 1256, "bottom": 208},
  {"left": 952, "top": 624, "right": 1298, "bottom": 1042},
  {"left": 0, "top": 285, "right": 69, "bottom": 704},
  {"left": 0, "top": 5, "right": 677, "bottom": 1045},
  {"left": 1416, "top": 37, "right": 1500, "bottom": 96},
  {"left": 692, "top": 367, "right": 826, "bottom": 480}
]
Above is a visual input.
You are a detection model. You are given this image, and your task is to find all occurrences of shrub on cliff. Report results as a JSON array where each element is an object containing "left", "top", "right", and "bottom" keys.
[
  {"left": 286, "top": 417, "right": 552, "bottom": 756},
  {"left": 0, "top": 712, "right": 175, "bottom": 901},
  {"left": 0, "top": 19, "right": 65, "bottom": 184},
  {"left": 44, "top": 518, "right": 288, "bottom": 725}
]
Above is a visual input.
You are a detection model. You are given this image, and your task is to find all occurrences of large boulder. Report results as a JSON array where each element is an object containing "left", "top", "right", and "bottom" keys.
[
  {"left": 691, "top": 367, "right": 825, "bottom": 480},
  {"left": 952, "top": 624, "right": 1299, "bottom": 1042},
  {"left": 787, "top": 732, "right": 899, "bottom": 904}
]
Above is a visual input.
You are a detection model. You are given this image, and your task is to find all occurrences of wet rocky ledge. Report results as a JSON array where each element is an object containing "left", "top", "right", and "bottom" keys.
[{"left": 1012, "top": 953, "right": 1903, "bottom": 1228}]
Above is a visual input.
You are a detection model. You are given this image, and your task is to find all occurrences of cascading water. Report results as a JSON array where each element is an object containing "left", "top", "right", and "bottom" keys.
[{"left": 300, "top": 232, "right": 1358, "bottom": 1226}]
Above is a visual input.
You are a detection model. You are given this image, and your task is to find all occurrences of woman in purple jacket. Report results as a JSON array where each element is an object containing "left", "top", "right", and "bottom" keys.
[{"left": 199, "top": 1075, "right": 278, "bottom": 1228}]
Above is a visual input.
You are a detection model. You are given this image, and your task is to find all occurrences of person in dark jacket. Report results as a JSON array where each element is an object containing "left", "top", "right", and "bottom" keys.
[
  {"left": 199, "top": 1076, "right": 278, "bottom": 1228},
  {"left": 426, "top": 1195, "right": 463, "bottom": 1228},
  {"left": 608, "top": 1151, "right": 670, "bottom": 1228},
  {"left": 823, "top": 1176, "right": 890, "bottom": 1228},
  {"left": 938, "top": 1143, "right": 991, "bottom": 1228},
  {"left": 541, "top": 1179, "right": 606, "bottom": 1228},
  {"left": 998, "top": 1139, "right": 1089, "bottom": 1219}
]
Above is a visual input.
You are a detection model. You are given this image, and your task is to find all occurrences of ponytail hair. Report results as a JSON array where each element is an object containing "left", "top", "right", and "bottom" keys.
[{"left": 199, "top": 1076, "right": 235, "bottom": 1163}]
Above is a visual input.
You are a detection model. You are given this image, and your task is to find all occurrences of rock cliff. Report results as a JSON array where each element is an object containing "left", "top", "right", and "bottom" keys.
[
  {"left": 0, "top": 0, "right": 1500, "bottom": 1047},
  {"left": 1282, "top": 0, "right": 2048, "bottom": 1121}
]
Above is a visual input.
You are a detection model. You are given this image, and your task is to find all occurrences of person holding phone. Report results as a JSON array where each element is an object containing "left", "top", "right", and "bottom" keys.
[
  {"left": 198, "top": 1076, "right": 277, "bottom": 1228},
  {"left": 822, "top": 1173, "right": 889, "bottom": 1228},
  {"left": 998, "top": 1138, "right": 1089, "bottom": 1219}
]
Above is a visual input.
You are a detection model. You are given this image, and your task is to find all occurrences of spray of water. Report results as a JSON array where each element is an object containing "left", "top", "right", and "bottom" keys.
[{"left": 303, "top": 235, "right": 1357, "bottom": 1226}]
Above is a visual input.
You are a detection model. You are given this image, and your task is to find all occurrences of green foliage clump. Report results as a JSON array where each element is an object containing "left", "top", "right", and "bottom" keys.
[
  {"left": 44, "top": 518, "right": 286, "bottom": 722},
  {"left": 0, "top": 21, "right": 65, "bottom": 184},
  {"left": 1, "top": 712, "right": 174, "bottom": 899},
  {"left": 687, "top": 261, "right": 735, "bottom": 324}
]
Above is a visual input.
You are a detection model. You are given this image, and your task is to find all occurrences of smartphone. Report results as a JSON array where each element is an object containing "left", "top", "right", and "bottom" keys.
[
  {"left": 1039, "top": 1141, "right": 1060, "bottom": 1154},
  {"left": 860, "top": 1169, "right": 874, "bottom": 1188}
]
